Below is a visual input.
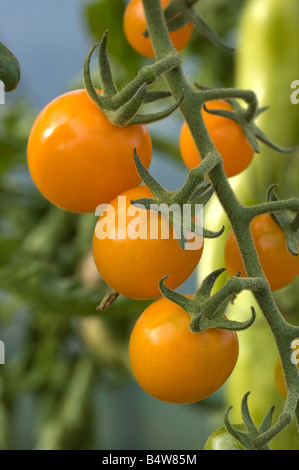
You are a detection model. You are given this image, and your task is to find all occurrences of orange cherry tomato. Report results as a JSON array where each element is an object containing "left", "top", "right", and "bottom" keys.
[
  {"left": 27, "top": 89, "right": 152, "bottom": 213},
  {"left": 92, "top": 185, "right": 204, "bottom": 300},
  {"left": 224, "top": 214, "right": 299, "bottom": 291},
  {"left": 129, "top": 296, "right": 239, "bottom": 403},
  {"left": 179, "top": 100, "right": 255, "bottom": 178},
  {"left": 275, "top": 357, "right": 288, "bottom": 399},
  {"left": 123, "top": 0, "right": 193, "bottom": 58}
]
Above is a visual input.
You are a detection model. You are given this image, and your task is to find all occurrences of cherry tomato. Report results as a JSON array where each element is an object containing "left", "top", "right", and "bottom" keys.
[
  {"left": 224, "top": 214, "right": 299, "bottom": 291},
  {"left": 129, "top": 296, "right": 239, "bottom": 403},
  {"left": 92, "top": 185, "right": 204, "bottom": 300},
  {"left": 179, "top": 100, "right": 255, "bottom": 178},
  {"left": 123, "top": 0, "right": 193, "bottom": 58},
  {"left": 203, "top": 425, "right": 245, "bottom": 450},
  {"left": 27, "top": 89, "right": 152, "bottom": 213},
  {"left": 275, "top": 357, "right": 288, "bottom": 399}
]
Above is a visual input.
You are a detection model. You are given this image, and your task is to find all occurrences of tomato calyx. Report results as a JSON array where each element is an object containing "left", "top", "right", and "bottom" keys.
[
  {"left": 159, "top": 268, "right": 258, "bottom": 333},
  {"left": 83, "top": 32, "right": 183, "bottom": 126},
  {"left": 132, "top": 149, "right": 224, "bottom": 250},
  {"left": 266, "top": 185, "right": 299, "bottom": 257},
  {"left": 0, "top": 41, "right": 21, "bottom": 92},
  {"left": 225, "top": 392, "right": 275, "bottom": 451},
  {"left": 142, "top": 0, "right": 234, "bottom": 52},
  {"left": 202, "top": 94, "right": 297, "bottom": 156}
]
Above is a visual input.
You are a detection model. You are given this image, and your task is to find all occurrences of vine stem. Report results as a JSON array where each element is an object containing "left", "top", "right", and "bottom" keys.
[{"left": 141, "top": 0, "right": 299, "bottom": 446}]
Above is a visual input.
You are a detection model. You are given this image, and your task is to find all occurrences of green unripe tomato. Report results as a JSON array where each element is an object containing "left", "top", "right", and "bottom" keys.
[{"left": 203, "top": 425, "right": 245, "bottom": 450}]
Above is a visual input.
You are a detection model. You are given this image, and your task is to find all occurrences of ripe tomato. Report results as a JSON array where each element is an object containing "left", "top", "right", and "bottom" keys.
[
  {"left": 129, "top": 296, "right": 239, "bottom": 403},
  {"left": 179, "top": 100, "right": 255, "bottom": 178},
  {"left": 92, "top": 185, "right": 204, "bottom": 300},
  {"left": 27, "top": 89, "right": 152, "bottom": 213},
  {"left": 224, "top": 214, "right": 299, "bottom": 291},
  {"left": 275, "top": 357, "right": 288, "bottom": 399},
  {"left": 123, "top": 0, "right": 193, "bottom": 58},
  {"left": 203, "top": 425, "right": 245, "bottom": 450}
]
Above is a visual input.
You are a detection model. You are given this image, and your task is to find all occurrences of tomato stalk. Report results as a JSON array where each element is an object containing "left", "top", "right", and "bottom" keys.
[
  {"left": 140, "top": 0, "right": 299, "bottom": 449},
  {"left": 83, "top": 36, "right": 183, "bottom": 126},
  {"left": 159, "top": 269, "right": 258, "bottom": 332}
]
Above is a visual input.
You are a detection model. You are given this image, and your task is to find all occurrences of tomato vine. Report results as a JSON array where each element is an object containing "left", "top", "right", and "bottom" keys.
[{"left": 20, "top": 0, "right": 299, "bottom": 450}]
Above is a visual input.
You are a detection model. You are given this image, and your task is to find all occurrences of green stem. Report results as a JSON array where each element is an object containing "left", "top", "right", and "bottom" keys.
[
  {"left": 202, "top": 277, "right": 265, "bottom": 318},
  {"left": 111, "top": 53, "right": 180, "bottom": 109},
  {"left": 247, "top": 198, "right": 299, "bottom": 220},
  {"left": 173, "top": 151, "right": 220, "bottom": 205},
  {"left": 197, "top": 87, "right": 258, "bottom": 119},
  {"left": 142, "top": 0, "right": 299, "bottom": 445}
]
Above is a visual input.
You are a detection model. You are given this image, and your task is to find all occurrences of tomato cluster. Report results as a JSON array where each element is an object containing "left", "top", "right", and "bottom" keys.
[{"left": 26, "top": 1, "right": 298, "bottom": 409}]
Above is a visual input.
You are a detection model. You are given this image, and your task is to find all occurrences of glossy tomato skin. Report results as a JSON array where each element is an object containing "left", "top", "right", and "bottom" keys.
[
  {"left": 92, "top": 186, "right": 204, "bottom": 300},
  {"left": 275, "top": 357, "right": 288, "bottom": 399},
  {"left": 27, "top": 89, "right": 152, "bottom": 213},
  {"left": 179, "top": 100, "right": 255, "bottom": 178},
  {"left": 225, "top": 214, "right": 299, "bottom": 291},
  {"left": 123, "top": 0, "right": 193, "bottom": 58},
  {"left": 129, "top": 297, "right": 239, "bottom": 403},
  {"left": 203, "top": 425, "right": 245, "bottom": 450}
]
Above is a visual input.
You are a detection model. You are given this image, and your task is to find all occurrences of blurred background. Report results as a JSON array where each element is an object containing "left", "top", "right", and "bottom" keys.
[{"left": 0, "top": 0, "right": 298, "bottom": 450}]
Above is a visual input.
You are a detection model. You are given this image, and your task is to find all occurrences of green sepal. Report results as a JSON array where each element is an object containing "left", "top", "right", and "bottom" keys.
[
  {"left": 241, "top": 392, "right": 258, "bottom": 435},
  {"left": 83, "top": 42, "right": 107, "bottom": 110},
  {"left": 159, "top": 269, "right": 257, "bottom": 333},
  {"left": 164, "top": 15, "right": 189, "bottom": 34},
  {"left": 133, "top": 149, "right": 167, "bottom": 200},
  {"left": 202, "top": 225, "right": 225, "bottom": 240},
  {"left": 108, "top": 83, "right": 148, "bottom": 126},
  {"left": 188, "top": 9, "right": 235, "bottom": 52},
  {"left": 267, "top": 185, "right": 299, "bottom": 256},
  {"left": 97, "top": 30, "right": 118, "bottom": 96},
  {"left": 259, "top": 406, "right": 275, "bottom": 434},
  {"left": 224, "top": 407, "right": 254, "bottom": 450},
  {"left": 203, "top": 104, "right": 261, "bottom": 153},
  {"left": 194, "top": 268, "right": 226, "bottom": 302},
  {"left": 133, "top": 150, "right": 221, "bottom": 249},
  {"left": 254, "top": 126, "right": 298, "bottom": 154},
  {"left": 159, "top": 275, "right": 197, "bottom": 313},
  {"left": 130, "top": 91, "right": 184, "bottom": 125},
  {"left": 224, "top": 394, "right": 272, "bottom": 450},
  {"left": 0, "top": 41, "right": 21, "bottom": 92},
  {"left": 143, "top": 90, "right": 172, "bottom": 103},
  {"left": 191, "top": 304, "right": 256, "bottom": 333},
  {"left": 83, "top": 37, "right": 182, "bottom": 126}
]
